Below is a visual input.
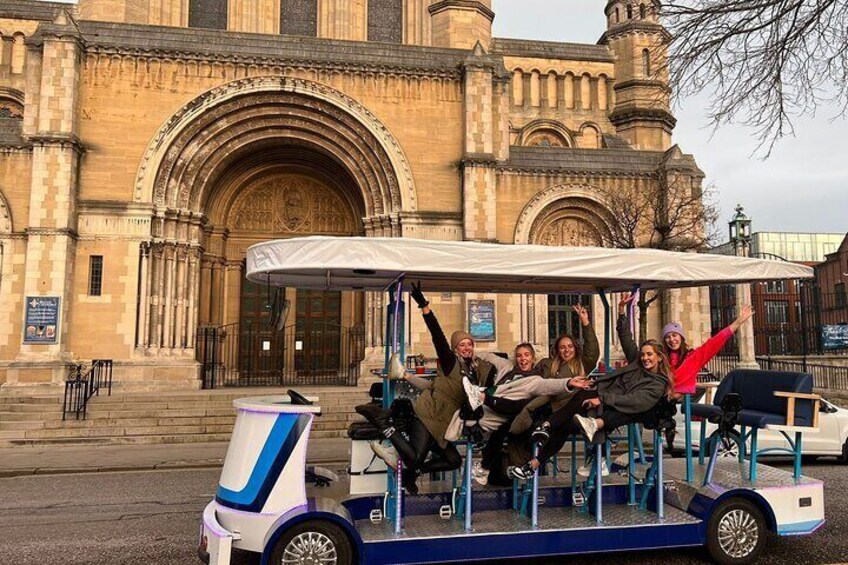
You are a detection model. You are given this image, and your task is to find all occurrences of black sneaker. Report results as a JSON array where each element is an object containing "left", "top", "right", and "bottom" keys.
[
  {"left": 402, "top": 470, "right": 420, "bottom": 495},
  {"left": 531, "top": 423, "right": 551, "bottom": 446},
  {"left": 507, "top": 463, "right": 535, "bottom": 481}
]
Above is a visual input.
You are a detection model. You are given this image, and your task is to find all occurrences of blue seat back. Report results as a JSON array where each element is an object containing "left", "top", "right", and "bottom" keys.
[{"left": 713, "top": 369, "right": 814, "bottom": 426}]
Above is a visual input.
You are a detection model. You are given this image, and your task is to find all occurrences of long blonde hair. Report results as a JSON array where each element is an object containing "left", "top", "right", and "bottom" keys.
[
  {"left": 641, "top": 339, "right": 675, "bottom": 397},
  {"left": 550, "top": 334, "right": 585, "bottom": 377}
]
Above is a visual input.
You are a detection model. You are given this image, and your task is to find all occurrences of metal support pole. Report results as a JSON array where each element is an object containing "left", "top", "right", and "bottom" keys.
[
  {"left": 698, "top": 419, "right": 707, "bottom": 465},
  {"left": 655, "top": 430, "right": 664, "bottom": 520},
  {"left": 740, "top": 424, "right": 747, "bottom": 461},
  {"left": 570, "top": 436, "right": 578, "bottom": 492},
  {"left": 684, "top": 394, "right": 693, "bottom": 482},
  {"left": 749, "top": 428, "right": 759, "bottom": 483},
  {"left": 395, "top": 459, "right": 403, "bottom": 534},
  {"left": 794, "top": 431, "right": 803, "bottom": 480},
  {"left": 598, "top": 291, "right": 611, "bottom": 370},
  {"left": 464, "top": 441, "right": 473, "bottom": 532},
  {"left": 531, "top": 443, "right": 540, "bottom": 529},
  {"left": 703, "top": 434, "right": 720, "bottom": 487},
  {"left": 594, "top": 443, "right": 603, "bottom": 524},
  {"left": 628, "top": 424, "right": 636, "bottom": 505}
]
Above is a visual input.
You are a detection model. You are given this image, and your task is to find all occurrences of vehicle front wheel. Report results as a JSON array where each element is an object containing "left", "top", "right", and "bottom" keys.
[
  {"left": 708, "top": 430, "right": 743, "bottom": 459},
  {"left": 270, "top": 520, "right": 354, "bottom": 565},
  {"left": 706, "top": 498, "right": 768, "bottom": 565}
]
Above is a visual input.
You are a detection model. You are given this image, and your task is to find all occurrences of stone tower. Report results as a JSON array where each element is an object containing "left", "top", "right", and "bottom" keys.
[
  {"left": 602, "top": 0, "right": 675, "bottom": 150},
  {"left": 430, "top": 0, "right": 494, "bottom": 49}
]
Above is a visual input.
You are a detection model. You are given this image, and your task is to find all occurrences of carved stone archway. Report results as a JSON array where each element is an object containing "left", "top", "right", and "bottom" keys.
[
  {"left": 133, "top": 76, "right": 413, "bottom": 356},
  {"left": 514, "top": 184, "right": 617, "bottom": 347}
]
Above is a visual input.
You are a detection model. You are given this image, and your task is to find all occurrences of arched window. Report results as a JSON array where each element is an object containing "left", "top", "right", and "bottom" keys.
[
  {"left": 368, "top": 0, "right": 403, "bottom": 43},
  {"left": 0, "top": 97, "right": 23, "bottom": 118},
  {"left": 627, "top": 4, "right": 633, "bottom": 19},
  {"left": 615, "top": 7, "right": 620, "bottom": 22},
  {"left": 639, "top": 3, "right": 647, "bottom": 18},
  {"left": 642, "top": 49, "right": 651, "bottom": 77},
  {"left": 281, "top": 0, "right": 318, "bottom": 37},
  {"left": 189, "top": 0, "right": 227, "bottom": 30}
]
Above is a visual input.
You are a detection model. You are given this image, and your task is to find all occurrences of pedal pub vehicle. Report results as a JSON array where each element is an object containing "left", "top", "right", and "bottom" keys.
[{"left": 198, "top": 236, "right": 823, "bottom": 565}]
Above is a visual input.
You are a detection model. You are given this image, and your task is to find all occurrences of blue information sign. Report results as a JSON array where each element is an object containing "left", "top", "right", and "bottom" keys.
[
  {"left": 468, "top": 299, "right": 496, "bottom": 342},
  {"left": 23, "top": 296, "right": 60, "bottom": 344},
  {"left": 821, "top": 325, "right": 848, "bottom": 350}
]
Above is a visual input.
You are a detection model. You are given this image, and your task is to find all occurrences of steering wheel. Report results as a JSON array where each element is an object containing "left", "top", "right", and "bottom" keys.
[{"left": 288, "top": 389, "right": 313, "bottom": 406}]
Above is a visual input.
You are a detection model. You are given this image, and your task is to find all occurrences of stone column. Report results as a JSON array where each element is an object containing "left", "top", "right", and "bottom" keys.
[
  {"left": 11, "top": 13, "right": 83, "bottom": 385},
  {"left": 735, "top": 242, "right": 759, "bottom": 369}
]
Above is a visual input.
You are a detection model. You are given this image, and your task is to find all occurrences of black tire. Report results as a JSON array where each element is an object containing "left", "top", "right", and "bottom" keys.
[
  {"left": 269, "top": 520, "right": 354, "bottom": 565},
  {"left": 841, "top": 438, "right": 848, "bottom": 464},
  {"left": 706, "top": 498, "right": 768, "bottom": 565}
]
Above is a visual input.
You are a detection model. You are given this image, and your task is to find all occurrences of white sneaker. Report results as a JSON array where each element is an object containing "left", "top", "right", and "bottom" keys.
[
  {"left": 462, "top": 377, "right": 484, "bottom": 411},
  {"left": 577, "top": 458, "right": 609, "bottom": 478},
  {"left": 471, "top": 460, "right": 490, "bottom": 486},
  {"left": 573, "top": 414, "right": 599, "bottom": 442},
  {"left": 370, "top": 440, "right": 399, "bottom": 471}
]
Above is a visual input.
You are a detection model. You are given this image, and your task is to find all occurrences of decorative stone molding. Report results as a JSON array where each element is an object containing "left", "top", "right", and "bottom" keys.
[
  {"left": 0, "top": 189, "right": 12, "bottom": 233},
  {"left": 135, "top": 75, "right": 417, "bottom": 216},
  {"left": 518, "top": 120, "right": 574, "bottom": 148},
  {"left": 513, "top": 183, "right": 616, "bottom": 245}
]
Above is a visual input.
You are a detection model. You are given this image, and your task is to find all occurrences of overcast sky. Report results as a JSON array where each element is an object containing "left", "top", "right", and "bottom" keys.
[{"left": 492, "top": 0, "right": 847, "bottom": 236}]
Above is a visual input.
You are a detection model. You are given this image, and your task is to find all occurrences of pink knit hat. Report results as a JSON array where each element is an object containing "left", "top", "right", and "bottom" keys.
[{"left": 662, "top": 322, "right": 686, "bottom": 340}]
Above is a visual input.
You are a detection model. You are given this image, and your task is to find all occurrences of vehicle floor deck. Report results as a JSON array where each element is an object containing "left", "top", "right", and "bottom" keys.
[{"left": 356, "top": 503, "right": 700, "bottom": 542}]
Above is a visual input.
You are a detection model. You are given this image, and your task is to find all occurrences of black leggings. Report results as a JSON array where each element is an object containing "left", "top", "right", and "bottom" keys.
[
  {"left": 536, "top": 390, "right": 598, "bottom": 464},
  {"left": 600, "top": 405, "right": 659, "bottom": 431},
  {"left": 387, "top": 416, "right": 462, "bottom": 475}
]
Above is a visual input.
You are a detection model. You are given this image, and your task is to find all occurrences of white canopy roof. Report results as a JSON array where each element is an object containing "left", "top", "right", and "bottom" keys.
[{"left": 245, "top": 237, "right": 813, "bottom": 294}]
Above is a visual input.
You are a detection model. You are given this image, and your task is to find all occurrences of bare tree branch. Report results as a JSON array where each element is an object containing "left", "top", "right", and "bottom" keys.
[{"left": 661, "top": 0, "right": 847, "bottom": 155}]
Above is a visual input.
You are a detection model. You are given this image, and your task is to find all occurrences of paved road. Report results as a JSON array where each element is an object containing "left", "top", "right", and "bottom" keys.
[{"left": 0, "top": 460, "right": 846, "bottom": 565}]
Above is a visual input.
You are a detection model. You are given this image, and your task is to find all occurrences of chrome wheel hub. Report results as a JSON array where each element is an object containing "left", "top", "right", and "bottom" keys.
[
  {"left": 282, "top": 532, "right": 338, "bottom": 565},
  {"left": 717, "top": 509, "right": 759, "bottom": 558}
]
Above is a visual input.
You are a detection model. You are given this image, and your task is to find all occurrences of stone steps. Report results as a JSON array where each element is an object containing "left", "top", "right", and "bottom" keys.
[{"left": 0, "top": 386, "right": 370, "bottom": 447}]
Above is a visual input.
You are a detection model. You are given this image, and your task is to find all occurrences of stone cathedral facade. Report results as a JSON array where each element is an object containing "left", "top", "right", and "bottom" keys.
[{"left": 0, "top": 0, "right": 709, "bottom": 390}]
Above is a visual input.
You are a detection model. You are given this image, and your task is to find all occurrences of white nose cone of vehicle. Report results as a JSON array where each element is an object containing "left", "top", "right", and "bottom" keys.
[{"left": 215, "top": 396, "right": 321, "bottom": 515}]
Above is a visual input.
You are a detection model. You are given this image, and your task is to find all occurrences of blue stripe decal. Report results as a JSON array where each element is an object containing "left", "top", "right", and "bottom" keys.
[
  {"left": 215, "top": 413, "right": 309, "bottom": 512},
  {"left": 778, "top": 519, "right": 825, "bottom": 536}
]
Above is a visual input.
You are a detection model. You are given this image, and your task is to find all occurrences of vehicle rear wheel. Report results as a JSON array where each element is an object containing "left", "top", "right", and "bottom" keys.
[
  {"left": 270, "top": 520, "right": 353, "bottom": 565},
  {"left": 708, "top": 430, "right": 742, "bottom": 459},
  {"left": 841, "top": 438, "right": 848, "bottom": 464},
  {"left": 706, "top": 498, "right": 768, "bottom": 565}
]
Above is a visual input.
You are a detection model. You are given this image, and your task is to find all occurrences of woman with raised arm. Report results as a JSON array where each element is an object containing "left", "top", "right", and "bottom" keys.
[
  {"left": 617, "top": 293, "right": 755, "bottom": 396},
  {"left": 360, "top": 282, "right": 497, "bottom": 495}
]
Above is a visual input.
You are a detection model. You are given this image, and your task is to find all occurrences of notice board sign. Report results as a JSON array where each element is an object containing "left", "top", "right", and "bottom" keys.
[
  {"left": 23, "top": 296, "right": 60, "bottom": 344},
  {"left": 468, "top": 299, "right": 496, "bottom": 342},
  {"left": 822, "top": 325, "right": 848, "bottom": 350}
]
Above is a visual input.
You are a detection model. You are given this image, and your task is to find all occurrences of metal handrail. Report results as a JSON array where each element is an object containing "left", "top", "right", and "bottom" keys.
[{"left": 62, "top": 359, "right": 113, "bottom": 420}]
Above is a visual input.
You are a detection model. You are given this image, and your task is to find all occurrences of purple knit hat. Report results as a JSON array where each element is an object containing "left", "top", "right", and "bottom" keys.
[{"left": 662, "top": 322, "right": 686, "bottom": 340}]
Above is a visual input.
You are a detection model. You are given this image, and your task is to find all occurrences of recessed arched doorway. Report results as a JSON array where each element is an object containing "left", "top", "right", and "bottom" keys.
[{"left": 133, "top": 77, "right": 417, "bottom": 386}]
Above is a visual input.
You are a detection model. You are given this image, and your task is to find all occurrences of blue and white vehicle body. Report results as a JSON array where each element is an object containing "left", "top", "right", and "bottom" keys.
[{"left": 198, "top": 236, "right": 825, "bottom": 565}]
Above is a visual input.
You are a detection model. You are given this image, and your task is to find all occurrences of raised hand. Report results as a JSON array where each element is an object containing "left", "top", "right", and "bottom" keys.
[
  {"left": 572, "top": 304, "right": 590, "bottom": 326},
  {"left": 410, "top": 281, "right": 429, "bottom": 309},
  {"left": 618, "top": 292, "right": 634, "bottom": 315}
]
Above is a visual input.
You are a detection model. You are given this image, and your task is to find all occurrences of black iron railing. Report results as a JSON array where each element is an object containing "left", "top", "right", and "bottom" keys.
[
  {"left": 197, "top": 323, "right": 365, "bottom": 389},
  {"left": 62, "top": 359, "right": 114, "bottom": 420},
  {"left": 756, "top": 357, "right": 848, "bottom": 391}
]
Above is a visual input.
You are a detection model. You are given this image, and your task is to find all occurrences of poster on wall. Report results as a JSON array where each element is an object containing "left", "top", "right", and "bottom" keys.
[
  {"left": 23, "top": 296, "right": 60, "bottom": 344},
  {"left": 821, "top": 325, "right": 848, "bottom": 350},
  {"left": 468, "top": 299, "right": 496, "bottom": 342}
]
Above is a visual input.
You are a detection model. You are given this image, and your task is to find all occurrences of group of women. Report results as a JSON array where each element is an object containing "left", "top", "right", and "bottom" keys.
[{"left": 359, "top": 283, "right": 754, "bottom": 494}]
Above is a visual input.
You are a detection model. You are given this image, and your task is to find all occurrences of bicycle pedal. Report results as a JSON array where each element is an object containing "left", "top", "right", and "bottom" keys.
[
  {"left": 572, "top": 492, "right": 585, "bottom": 506},
  {"left": 439, "top": 505, "right": 453, "bottom": 519},
  {"left": 369, "top": 509, "right": 384, "bottom": 524}
]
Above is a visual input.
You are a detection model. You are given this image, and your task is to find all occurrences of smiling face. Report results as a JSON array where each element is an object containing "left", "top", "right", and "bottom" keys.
[
  {"left": 515, "top": 345, "right": 535, "bottom": 372},
  {"left": 664, "top": 332, "right": 683, "bottom": 351},
  {"left": 557, "top": 337, "right": 577, "bottom": 363},
  {"left": 640, "top": 344, "right": 661, "bottom": 372},
  {"left": 455, "top": 338, "right": 475, "bottom": 359}
]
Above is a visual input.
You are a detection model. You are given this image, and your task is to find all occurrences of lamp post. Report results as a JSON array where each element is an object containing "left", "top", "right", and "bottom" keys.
[{"left": 729, "top": 205, "right": 759, "bottom": 369}]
